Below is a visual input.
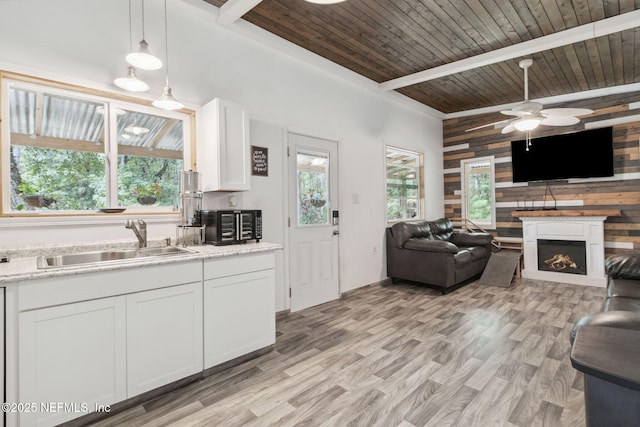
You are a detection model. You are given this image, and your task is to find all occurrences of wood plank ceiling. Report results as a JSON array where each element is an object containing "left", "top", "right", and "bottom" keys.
[{"left": 203, "top": 0, "right": 640, "bottom": 115}]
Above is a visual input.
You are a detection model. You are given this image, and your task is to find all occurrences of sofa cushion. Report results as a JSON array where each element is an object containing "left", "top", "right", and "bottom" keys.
[
  {"left": 429, "top": 218, "right": 454, "bottom": 241},
  {"left": 454, "top": 249, "right": 472, "bottom": 266},
  {"left": 390, "top": 221, "right": 431, "bottom": 248},
  {"left": 603, "top": 297, "right": 640, "bottom": 312},
  {"left": 404, "top": 238, "right": 459, "bottom": 254},
  {"left": 570, "top": 311, "right": 640, "bottom": 344},
  {"left": 607, "top": 278, "right": 640, "bottom": 299},
  {"left": 451, "top": 232, "right": 493, "bottom": 247},
  {"left": 463, "top": 245, "right": 490, "bottom": 261},
  {"left": 605, "top": 254, "right": 640, "bottom": 280}
]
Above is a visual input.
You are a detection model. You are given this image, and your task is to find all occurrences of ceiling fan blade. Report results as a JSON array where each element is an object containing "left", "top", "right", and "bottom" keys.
[
  {"left": 500, "top": 109, "right": 530, "bottom": 117},
  {"left": 465, "top": 119, "right": 510, "bottom": 132},
  {"left": 539, "top": 108, "right": 593, "bottom": 117},
  {"left": 540, "top": 115, "right": 581, "bottom": 126},
  {"left": 501, "top": 123, "right": 516, "bottom": 134}
]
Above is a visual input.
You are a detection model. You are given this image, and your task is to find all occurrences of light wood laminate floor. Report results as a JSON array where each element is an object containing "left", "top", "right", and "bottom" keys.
[{"left": 87, "top": 278, "right": 604, "bottom": 427}]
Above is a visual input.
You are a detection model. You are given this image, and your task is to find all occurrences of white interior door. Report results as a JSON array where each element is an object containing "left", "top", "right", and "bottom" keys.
[{"left": 288, "top": 132, "right": 339, "bottom": 312}]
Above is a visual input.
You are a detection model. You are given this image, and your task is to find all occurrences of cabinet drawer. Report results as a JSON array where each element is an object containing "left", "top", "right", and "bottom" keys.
[
  {"left": 204, "top": 252, "right": 274, "bottom": 280},
  {"left": 19, "top": 261, "right": 202, "bottom": 311}
]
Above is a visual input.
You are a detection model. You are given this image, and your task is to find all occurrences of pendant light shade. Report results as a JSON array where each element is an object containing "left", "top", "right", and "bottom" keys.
[
  {"left": 126, "top": 0, "right": 162, "bottom": 70},
  {"left": 153, "top": 0, "right": 183, "bottom": 111},
  {"left": 126, "top": 39, "right": 162, "bottom": 70},
  {"left": 114, "top": 66, "right": 149, "bottom": 92},
  {"left": 153, "top": 86, "right": 184, "bottom": 110}
]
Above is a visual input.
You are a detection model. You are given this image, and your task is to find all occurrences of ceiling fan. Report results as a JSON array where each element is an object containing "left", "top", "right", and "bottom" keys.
[{"left": 467, "top": 58, "right": 593, "bottom": 134}]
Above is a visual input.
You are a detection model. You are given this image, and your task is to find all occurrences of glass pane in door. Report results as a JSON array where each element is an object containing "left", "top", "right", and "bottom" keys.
[{"left": 297, "top": 151, "right": 329, "bottom": 225}]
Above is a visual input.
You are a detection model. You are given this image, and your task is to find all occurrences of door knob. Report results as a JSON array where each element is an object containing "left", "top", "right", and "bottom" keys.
[{"left": 333, "top": 230, "right": 340, "bottom": 236}]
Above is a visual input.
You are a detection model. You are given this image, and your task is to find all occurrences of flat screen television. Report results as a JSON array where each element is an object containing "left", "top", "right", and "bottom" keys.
[{"left": 511, "top": 127, "right": 614, "bottom": 183}]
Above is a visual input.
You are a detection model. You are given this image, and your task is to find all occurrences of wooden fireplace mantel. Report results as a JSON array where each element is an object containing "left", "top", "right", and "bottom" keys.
[{"left": 512, "top": 209, "right": 621, "bottom": 218}]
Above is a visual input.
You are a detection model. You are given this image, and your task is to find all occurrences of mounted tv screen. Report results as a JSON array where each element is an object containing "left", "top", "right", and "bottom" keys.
[{"left": 511, "top": 127, "right": 614, "bottom": 183}]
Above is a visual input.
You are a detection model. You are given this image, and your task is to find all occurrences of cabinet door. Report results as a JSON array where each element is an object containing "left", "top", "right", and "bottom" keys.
[
  {"left": 201, "top": 98, "right": 251, "bottom": 192},
  {"left": 19, "top": 297, "right": 127, "bottom": 427},
  {"left": 204, "top": 269, "right": 275, "bottom": 368},
  {"left": 1, "top": 288, "right": 4, "bottom": 427},
  {"left": 126, "top": 282, "right": 203, "bottom": 395}
]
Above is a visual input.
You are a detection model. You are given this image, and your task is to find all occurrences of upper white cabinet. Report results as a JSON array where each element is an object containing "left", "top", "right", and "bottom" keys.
[{"left": 200, "top": 98, "right": 251, "bottom": 192}]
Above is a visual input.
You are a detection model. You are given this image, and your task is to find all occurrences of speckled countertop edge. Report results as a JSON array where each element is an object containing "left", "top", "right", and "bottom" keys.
[{"left": 0, "top": 242, "right": 283, "bottom": 285}]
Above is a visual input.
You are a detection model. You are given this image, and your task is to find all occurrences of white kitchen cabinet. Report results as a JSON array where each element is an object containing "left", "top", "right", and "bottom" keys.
[
  {"left": 19, "top": 296, "right": 127, "bottom": 427},
  {"left": 16, "top": 261, "right": 202, "bottom": 427},
  {"left": 1, "top": 288, "right": 4, "bottom": 427},
  {"left": 126, "top": 282, "right": 203, "bottom": 396},
  {"left": 200, "top": 97, "right": 251, "bottom": 192},
  {"left": 204, "top": 253, "right": 276, "bottom": 368}
]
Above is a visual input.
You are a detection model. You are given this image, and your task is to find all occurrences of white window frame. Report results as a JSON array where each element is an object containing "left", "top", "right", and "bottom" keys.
[
  {"left": 1, "top": 76, "right": 192, "bottom": 216},
  {"left": 460, "top": 156, "right": 496, "bottom": 230},
  {"left": 385, "top": 145, "right": 424, "bottom": 224}
]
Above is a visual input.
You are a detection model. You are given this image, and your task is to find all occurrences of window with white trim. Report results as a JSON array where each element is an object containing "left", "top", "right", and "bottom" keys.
[
  {"left": 461, "top": 156, "right": 496, "bottom": 229},
  {"left": 2, "top": 76, "right": 192, "bottom": 214},
  {"left": 386, "top": 145, "right": 423, "bottom": 222}
]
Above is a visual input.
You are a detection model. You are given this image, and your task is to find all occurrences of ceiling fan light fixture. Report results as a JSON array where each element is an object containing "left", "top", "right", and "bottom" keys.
[
  {"left": 513, "top": 116, "right": 542, "bottom": 132},
  {"left": 113, "top": 66, "right": 149, "bottom": 92}
]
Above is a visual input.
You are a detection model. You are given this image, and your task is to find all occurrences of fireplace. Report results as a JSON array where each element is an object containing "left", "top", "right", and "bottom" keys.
[
  {"left": 515, "top": 211, "right": 616, "bottom": 287},
  {"left": 537, "top": 239, "right": 587, "bottom": 275}
]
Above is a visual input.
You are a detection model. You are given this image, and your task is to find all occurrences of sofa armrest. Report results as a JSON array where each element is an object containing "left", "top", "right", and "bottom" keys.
[
  {"left": 403, "top": 238, "right": 459, "bottom": 254},
  {"left": 606, "top": 254, "right": 640, "bottom": 280},
  {"left": 451, "top": 232, "right": 493, "bottom": 247}
]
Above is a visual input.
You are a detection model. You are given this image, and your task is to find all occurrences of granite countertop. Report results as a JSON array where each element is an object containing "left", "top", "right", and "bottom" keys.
[{"left": 0, "top": 239, "right": 283, "bottom": 285}]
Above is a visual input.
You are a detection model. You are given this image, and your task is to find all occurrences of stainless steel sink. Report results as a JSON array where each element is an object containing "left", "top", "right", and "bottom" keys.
[{"left": 37, "top": 246, "right": 195, "bottom": 269}]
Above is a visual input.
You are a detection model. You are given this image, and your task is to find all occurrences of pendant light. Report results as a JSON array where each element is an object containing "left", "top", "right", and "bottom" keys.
[
  {"left": 153, "top": 0, "right": 183, "bottom": 110},
  {"left": 126, "top": 0, "right": 162, "bottom": 71},
  {"left": 114, "top": 66, "right": 149, "bottom": 92},
  {"left": 114, "top": 0, "right": 149, "bottom": 92}
]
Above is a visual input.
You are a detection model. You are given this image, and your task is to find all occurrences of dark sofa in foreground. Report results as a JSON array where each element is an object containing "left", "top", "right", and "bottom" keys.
[
  {"left": 385, "top": 218, "right": 493, "bottom": 294},
  {"left": 570, "top": 254, "right": 640, "bottom": 426}
]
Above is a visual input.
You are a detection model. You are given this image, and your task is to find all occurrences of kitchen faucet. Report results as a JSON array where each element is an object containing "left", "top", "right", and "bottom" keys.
[{"left": 125, "top": 219, "right": 147, "bottom": 248}]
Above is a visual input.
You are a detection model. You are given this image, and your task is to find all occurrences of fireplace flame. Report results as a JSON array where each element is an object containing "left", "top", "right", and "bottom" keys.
[{"left": 544, "top": 254, "right": 578, "bottom": 270}]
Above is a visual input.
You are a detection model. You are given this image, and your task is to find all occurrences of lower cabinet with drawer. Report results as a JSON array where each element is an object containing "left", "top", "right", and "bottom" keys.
[
  {"left": 17, "top": 263, "right": 203, "bottom": 427},
  {"left": 12, "top": 251, "right": 277, "bottom": 426},
  {"left": 203, "top": 252, "right": 276, "bottom": 369}
]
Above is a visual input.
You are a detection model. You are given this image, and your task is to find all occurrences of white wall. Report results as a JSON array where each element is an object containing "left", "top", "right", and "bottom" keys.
[{"left": 0, "top": 0, "right": 444, "bottom": 309}]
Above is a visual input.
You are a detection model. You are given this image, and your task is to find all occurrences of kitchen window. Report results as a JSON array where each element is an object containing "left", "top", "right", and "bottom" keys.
[
  {"left": 1, "top": 76, "right": 192, "bottom": 215},
  {"left": 386, "top": 145, "right": 423, "bottom": 222}
]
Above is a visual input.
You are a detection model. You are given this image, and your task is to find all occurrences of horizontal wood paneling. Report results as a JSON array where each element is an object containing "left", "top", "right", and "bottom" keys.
[{"left": 444, "top": 92, "right": 640, "bottom": 257}]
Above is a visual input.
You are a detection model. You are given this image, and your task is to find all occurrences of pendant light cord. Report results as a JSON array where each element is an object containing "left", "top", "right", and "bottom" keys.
[
  {"left": 163, "top": 0, "right": 169, "bottom": 87},
  {"left": 128, "top": 0, "right": 133, "bottom": 51},
  {"left": 141, "top": 0, "right": 146, "bottom": 40}
]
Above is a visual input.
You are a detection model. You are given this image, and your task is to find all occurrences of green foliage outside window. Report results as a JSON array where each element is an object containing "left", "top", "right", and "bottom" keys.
[{"left": 12, "top": 146, "right": 182, "bottom": 210}]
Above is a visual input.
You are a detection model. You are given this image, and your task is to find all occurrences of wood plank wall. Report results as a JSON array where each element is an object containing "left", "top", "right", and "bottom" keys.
[{"left": 443, "top": 92, "right": 640, "bottom": 257}]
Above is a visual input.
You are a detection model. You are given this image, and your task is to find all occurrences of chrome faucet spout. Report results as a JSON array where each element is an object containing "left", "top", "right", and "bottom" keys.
[{"left": 125, "top": 219, "right": 147, "bottom": 248}]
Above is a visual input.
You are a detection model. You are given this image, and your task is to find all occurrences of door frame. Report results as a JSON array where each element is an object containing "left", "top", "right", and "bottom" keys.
[{"left": 283, "top": 128, "right": 341, "bottom": 312}]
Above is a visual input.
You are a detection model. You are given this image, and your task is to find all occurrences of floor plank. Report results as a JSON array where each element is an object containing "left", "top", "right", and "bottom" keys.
[{"left": 84, "top": 277, "right": 604, "bottom": 427}]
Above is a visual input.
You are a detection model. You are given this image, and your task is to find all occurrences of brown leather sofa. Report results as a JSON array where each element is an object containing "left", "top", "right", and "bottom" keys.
[
  {"left": 569, "top": 254, "right": 640, "bottom": 426},
  {"left": 570, "top": 254, "right": 640, "bottom": 343},
  {"left": 385, "top": 218, "right": 493, "bottom": 294}
]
